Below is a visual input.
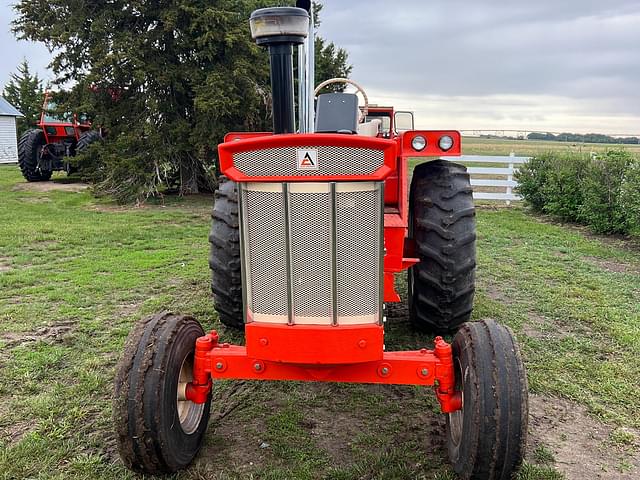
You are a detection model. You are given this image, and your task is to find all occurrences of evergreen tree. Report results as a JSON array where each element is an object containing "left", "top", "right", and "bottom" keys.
[
  {"left": 12, "top": 0, "right": 352, "bottom": 202},
  {"left": 2, "top": 60, "right": 44, "bottom": 137},
  {"left": 312, "top": 3, "right": 352, "bottom": 89}
]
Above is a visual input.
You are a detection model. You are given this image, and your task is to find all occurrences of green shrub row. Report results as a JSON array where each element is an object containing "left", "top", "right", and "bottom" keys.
[{"left": 515, "top": 149, "right": 640, "bottom": 235}]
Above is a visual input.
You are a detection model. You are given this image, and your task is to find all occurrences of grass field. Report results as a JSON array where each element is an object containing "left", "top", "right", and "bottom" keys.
[
  {"left": 0, "top": 165, "right": 639, "bottom": 479},
  {"left": 461, "top": 137, "right": 640, "bottom": 157},
  {"left": 407, "top": 137, "right": 640, "bottom": 172}
]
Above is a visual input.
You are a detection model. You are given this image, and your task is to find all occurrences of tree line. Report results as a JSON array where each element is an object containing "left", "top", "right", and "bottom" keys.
[{"left": 527, "top": 132, "right": 640, "bottom": 145}]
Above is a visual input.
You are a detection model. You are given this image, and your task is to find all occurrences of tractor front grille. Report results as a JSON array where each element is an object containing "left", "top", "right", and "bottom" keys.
[
  {"left": 239, "top": 182, "right": 383, "bottom": 325},
  {"left": 233, "top": 146, "right": 384, "bottom": 177}
]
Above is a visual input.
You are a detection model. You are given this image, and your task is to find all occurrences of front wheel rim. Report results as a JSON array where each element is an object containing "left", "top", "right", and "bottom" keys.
[
  {"left": 448, "top": 360, "right": 464, "bottom": 447},
  {"left": 176, "top": 355, "right": 205, "bottom": 435}
]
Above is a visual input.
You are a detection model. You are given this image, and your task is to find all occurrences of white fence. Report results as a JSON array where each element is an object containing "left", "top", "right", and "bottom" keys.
[{"left": 446, "top": 154, "right": 530, "bottom": 203}]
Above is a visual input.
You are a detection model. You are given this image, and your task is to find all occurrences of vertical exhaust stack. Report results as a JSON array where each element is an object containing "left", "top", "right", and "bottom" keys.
[
  {"left": 250, "top": 7, "right": 310, "bottom": 134},
  {"left": 295, "top": 0, "right": 314, "bottom": 133}
]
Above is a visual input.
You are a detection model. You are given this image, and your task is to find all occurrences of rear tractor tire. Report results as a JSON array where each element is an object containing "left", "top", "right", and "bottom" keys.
[
  {"left": 447, "top": 319, "right": 529, "bottom": 479},
  {"left": 17, "top": 129, "right": 52, "bottom": 182},
  {"left": 69, "top": 130, "right": 102, "bottom": 174},
  {"left": 113, "top": 312, "right": 211, "bottom": 474},
  {"left": 64, "top": 130, "right": 102, "bottom": 175},
  {"left": 408, "top": 159, "right": 476, "bottom": 334},
  {"left": 209, "top": 176, "right": 243, "bottom": 329},
  {"left": 76, "top": 130, "right": 101, "bottom": 153}
]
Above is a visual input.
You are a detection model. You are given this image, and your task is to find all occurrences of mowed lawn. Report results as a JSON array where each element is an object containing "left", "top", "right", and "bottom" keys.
[{"left": 0, "top": 164, "right": 639, "bottom": 480}]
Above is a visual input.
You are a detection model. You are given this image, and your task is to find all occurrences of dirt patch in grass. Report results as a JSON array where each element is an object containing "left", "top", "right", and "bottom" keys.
[
  {"left": 528, "top": 394, "right": 640, "bottom": 479},
  {"left": 0, "top": 398, "right": 36, "bottom": 446},
  {"left": 116, "top": 302, "right": 142, "bottom": 318},
  {"left": 86, "top": 204, "right": 151, "bottom": 213},
  {"left": 23, "top": 240, "right": 61, "bottom": 252},
  {"left": 0, "top": 257, "right": 12, "bottom": 272},
  {"left": 13, "top": 182, "right": 89, "bottom": 193},
  {"left": 1, "top": 320, "right": 76, "bottom": 348},
  {"left": 194, "top": 381, "right": 448, "bottom": 475},
  {"left": 519, "top": 311, "right": 549, "bottom": 339},
  {"left": 584, "top": 256, "right": 640, "bottom": 274},
  {"left": 519, "top": 310, "right": 586, "bottom": 341},
  {"left": 484, "top": 284, "right": 583, "bottom": 340},
  {"left": 196, "top": 382, "right": 630, "bottom": 479},
  {"left": 484, "top": 283, "right": 512, "bottom": 304},
  {"left": 475, "top": 202, "right": 518, "bottom": 210},
  {"left": 0, "top": 419, "right": 37, "bottom": 446},
  {"left": 16, "top": 196, "right": 53, "bottom": 204},
  {"left": 198, "top": 382, "right": 272, "bottom": 473},
  {"left": 0, "top": 295, "right": 23, "bottom": 304}
]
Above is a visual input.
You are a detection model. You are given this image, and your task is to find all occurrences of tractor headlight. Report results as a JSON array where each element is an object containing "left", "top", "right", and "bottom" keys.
[
  {"left": 439, "top": 135, "right": 454, "bottom": 151},
  {"left": 411, "top": 135, "right": 427, "bottom": 151},
  {"left": 250, "top": 7, "right": 310, "bottom": 42}
]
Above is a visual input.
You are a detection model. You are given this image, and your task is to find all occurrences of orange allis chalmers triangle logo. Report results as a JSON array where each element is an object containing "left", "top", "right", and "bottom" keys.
[
  {"left": 301, "top": 153, "right": 315, "bottom": 166},
  {"left": 296, "top": 148, "right": 319, "bottom": 171}
]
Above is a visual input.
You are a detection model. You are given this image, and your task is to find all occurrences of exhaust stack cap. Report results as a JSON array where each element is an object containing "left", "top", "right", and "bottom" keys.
[{"left": 250, "top": 7, "right": 309, "bottom": 45}]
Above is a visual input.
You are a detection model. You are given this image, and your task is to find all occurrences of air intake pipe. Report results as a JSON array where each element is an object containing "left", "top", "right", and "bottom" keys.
[{"left": 250, "top": 7, "right": 310, "bottom": 134}]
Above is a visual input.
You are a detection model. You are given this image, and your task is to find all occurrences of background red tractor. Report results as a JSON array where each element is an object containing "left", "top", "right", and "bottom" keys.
[
  {"left": 17, "top": 92, "right": 101, "bottom": 182},
  {"left": 114, "top": 4, "right": 528, "bottom": 479}
]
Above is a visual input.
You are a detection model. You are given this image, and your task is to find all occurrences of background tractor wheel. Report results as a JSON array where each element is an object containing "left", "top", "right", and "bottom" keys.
[
  {"left": 447, "top": 319, "right": 528, "bottom": 479},
  {"left": 17, "top": 129, "right": 52, "bottom": 182},
  {"left": 113, "top": 312, "right": 211, "bottom": 474},
  {"left": 76, "top": 130, "right": 101, "bottom": 153},
  {"left": 408, "top": 159, "right": 476, "bottom": 334},
  {"left": 209, "top": 176, "right": 243, "bottom": 329},
  {"left": 71, "top": 130, "right": 102, "bottom": 175}
]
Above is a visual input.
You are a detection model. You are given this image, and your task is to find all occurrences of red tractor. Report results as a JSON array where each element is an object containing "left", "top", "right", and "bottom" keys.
[
  {"left": 17, "top": 92, "right": 101, "bottom": 182},
  {"left": 114, "top": 5, "right": 528, "bottom": 479}
]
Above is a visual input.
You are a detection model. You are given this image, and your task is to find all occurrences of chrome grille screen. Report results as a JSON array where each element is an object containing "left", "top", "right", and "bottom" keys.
[
  {"left": 336, "top": 189, "right": 380, "bottom": 317},
  {"left": 233, "top": 146, "right": 384, "bottom": 177},
  {"left": 289, "top": 190, "right": 333, "bottom": 319},
  {"left": 240, "top": 182, "right": 383, "bottom": 325},
  {"left": 243, "top": 188, "right": 288, "bottom": 316}
]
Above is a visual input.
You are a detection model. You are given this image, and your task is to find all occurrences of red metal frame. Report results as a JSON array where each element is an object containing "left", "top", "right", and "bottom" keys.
[
  {"left": 398, "top": 130, "right": 462, "bottom": 158},
  {"left": 219, "top": 133, "right": 397, "bottom": 183},
  {"left": 186, "top": 326, "right": 461, "bottom": 413},
  {"left": 38, "top": 92, "right": 91, "bottom": 144},
  {"left": 191, "top": 118, "right": 465, "bottom": 414}
]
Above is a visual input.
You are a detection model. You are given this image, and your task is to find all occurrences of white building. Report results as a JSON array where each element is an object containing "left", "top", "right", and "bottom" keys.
[{"left": 0, "top": 97, "right": 24, "bottom": 164}]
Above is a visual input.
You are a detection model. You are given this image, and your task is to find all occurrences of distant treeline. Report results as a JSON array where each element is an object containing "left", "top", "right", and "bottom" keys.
[{"left": 527, "top": 132, "right": 640, "bottom": 144}]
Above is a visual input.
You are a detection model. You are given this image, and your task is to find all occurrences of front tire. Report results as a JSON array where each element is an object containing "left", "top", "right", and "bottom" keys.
[
  {"left": 113, "top": 312, "right": 211, "bottom": 474},
  {"left": 209, "top": 177, "right": 243, "bottom": 329},
  {"left": 447, "top": 319, "right": 528, "bottom": 479},
  {"left": 17, "top": 129, "right": 52, "bottom": 182},
  {"left": 408, "top": 160, "right": 476, "bottom": 334}
]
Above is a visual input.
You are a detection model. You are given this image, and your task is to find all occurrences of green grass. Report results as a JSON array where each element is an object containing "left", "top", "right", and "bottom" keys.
[
  {"left": 475, "top": 210, "right": 640, "bottom": 426},
  {"left": 1, "top": 165, "right": 639, "bottom": 479}
]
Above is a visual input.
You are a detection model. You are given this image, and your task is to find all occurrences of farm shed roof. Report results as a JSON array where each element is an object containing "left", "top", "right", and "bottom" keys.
[{"left": 0, "top": 97, "right": 23, "bottom": 117}]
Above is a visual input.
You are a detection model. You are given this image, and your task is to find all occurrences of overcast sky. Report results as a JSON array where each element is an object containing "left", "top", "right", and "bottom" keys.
[
  {"left": 1, "top": 0, "right": 639, "bottom": 134},
  {"left": 319, "top": 0, "right": 640, "bottom": 134},
  {"left": 0, "top": 4, "right": 52, "bottom": 86}
]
